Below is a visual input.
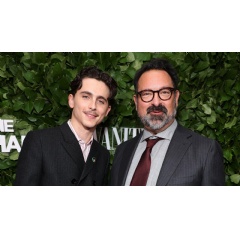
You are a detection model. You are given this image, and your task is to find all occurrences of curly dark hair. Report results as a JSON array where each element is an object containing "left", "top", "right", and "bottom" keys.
[{"left": 69, "top": 66, "right": 117, "bottom": 106}]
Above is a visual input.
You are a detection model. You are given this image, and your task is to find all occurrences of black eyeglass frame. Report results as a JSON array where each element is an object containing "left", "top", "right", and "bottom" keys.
[{"left": 137, "top": 87, "right": 176, "bottom": 103}]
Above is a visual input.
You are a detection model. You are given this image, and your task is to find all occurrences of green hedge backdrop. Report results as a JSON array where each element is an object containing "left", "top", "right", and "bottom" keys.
[{"left": 0, "top": 52, "right": 239, "bottom": 185}]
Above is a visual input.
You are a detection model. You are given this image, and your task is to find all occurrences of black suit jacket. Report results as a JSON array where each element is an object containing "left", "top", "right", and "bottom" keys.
[
  {"left": 110, "top": 124, "right": 225, "bottom": 186},
  {"left": 14, "top": 122, "right": 110, "bottom": 186}
]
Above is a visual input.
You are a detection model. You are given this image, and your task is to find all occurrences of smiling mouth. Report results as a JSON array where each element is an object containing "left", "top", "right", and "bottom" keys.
[
  {"left": 84, "top": 111, "right": 98, "bottom": 118},
  {"left": 150, "top": 111, "right": 164, "bottom": 114}
]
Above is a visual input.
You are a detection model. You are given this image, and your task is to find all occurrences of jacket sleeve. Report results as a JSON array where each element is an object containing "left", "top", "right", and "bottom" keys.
[
  {"left": 109, "top": 143, "right": 124, "bottom": 186},
  {"left": 14, "top": 131, "right": 42, "bottom": 186},
  {"left": 201, "top": 140, "right": 225, "bottom": 186}
]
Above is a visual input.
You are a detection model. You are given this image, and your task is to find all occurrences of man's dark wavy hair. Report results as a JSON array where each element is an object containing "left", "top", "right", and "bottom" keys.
[
  {"left": 133, "top": 58, "right": 179, "bottom": 93},
  {"left": 69, "top": 66, "right": 117, "bottom": 106}
]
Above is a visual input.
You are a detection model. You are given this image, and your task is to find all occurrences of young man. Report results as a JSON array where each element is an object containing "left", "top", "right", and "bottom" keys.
[
  {"left": 110, "top": 58, "right": 225, "bottom": 186},
  {"left": 14, "top": 66, "right": 117, "bottom": 186}
]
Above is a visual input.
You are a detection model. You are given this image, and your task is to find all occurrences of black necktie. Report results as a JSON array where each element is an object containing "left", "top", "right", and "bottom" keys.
[{"left": 130, "top": 138, "right": 161, "bottom": 186}]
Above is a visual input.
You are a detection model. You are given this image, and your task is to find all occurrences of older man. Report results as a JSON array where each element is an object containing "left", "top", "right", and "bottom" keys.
[{"left": 110, "top": 58, "right": 225, "bottom": 186}]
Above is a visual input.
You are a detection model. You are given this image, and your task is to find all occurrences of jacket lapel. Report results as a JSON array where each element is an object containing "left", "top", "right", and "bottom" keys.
[
  {"left": 118, "top": 133, "right": 142, "bottom": 185},
  {"left": 79, "top": 140, "right": 99, "bottom": 182},
  {"left": 59, "top": 122, "right": 85, "bottom": 171},
  {"left": 156, "top": 124, "right": 192, "bottom": 185}
]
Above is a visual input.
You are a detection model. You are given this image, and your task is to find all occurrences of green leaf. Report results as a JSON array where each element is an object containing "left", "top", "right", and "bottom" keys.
[
  {"left": 234, "top": 79, "right": 240, "bottom": 91},
  {"left": 223, "top": 149, "right": 233, "bottom": 162},
  {"left": 20, "top": 53, "right": 31, "bottom": 63},
  {"left": 126, "top": 52, "right": 135, "bottom": 62},
  {"left": 186, "top": 98, "right": 198, "bottom": 109},
  {"left": 120, "top": 107, "right": 132, "bottom": 116},
  {"left": 3, "top": 93, "right": 8, "bottom": 99},
  {"left": 134, "top": 52, "right": 151, "bottom": 61},
  {"left": 34, "top": 99, "right": 46, "bottom": 113},
  {"left": 24, "top": 101, "right": 34, "bottom": 114},
  {"left": 178, "top": 109, "right": 191, "bottom": 121},
  {"left": 220, "top": 93, "right": 231, "bottom": 102},
  {"left": 51, "top": 53, "right": 65, "bottom": 62},
  {"left": 0, "top": 57, "right": 6, "bottom": 71},
  {"left": 9, "top": 65, "right": 19, "bottom": 76},
  {"left": 9, "top": 151, "right": 19, "bottom": 161},
  {"left": 207, "top": 114, "right": 216, "bottom": 124},
  {"left": 17, "top": 82, "right": 26, "bottom": 91},
  {"left": 25, "top": 87, "right": 37, "bottom": 100},
  {"left": 51, "top": 63, "right": 63, "bottom": 78},
  {"left": 0, "top": 161, "right": 11, "bottom": 170},
  {"left": 202, "top": 104, "right": 211, "bottom": 115},
  {"left": 117, "top": 80, "right": 127, "bottom": 89},
  {"left": 196, "top": 124, "right": 205, "bottom": 131},
  {"left": 230, "top": 174, "right": 240, "bottom": 184},
  {"left": 132, "top": 59, "right": 143, "bottom": 71},
  {"left": 23, "top": 71, "right": 36, "bottom": 83},
  {"left": 125, "top": 66, "right": 136, "bottom": 79},
  {"left": 13, "top": 101, "right": 25, "bottom": 111},
  {"left": 0, "top": 69, "right": 7, "bottom": 78},
  {"left": 224, "top": 117, "right": 237, "bottom": 129},
  {"left": 196, "top": 52, "right": 209, "bottom": 61},
  {"left": 15, "top": 120, "right": 31, "bottom": 129},
  {"left": 194, "top": 61, "right": 209, "bottom": 72},
  {"left": 59, "top": 77, "right": 70, "bottom": 90},
  {"left": 33, "top": 52, "right": 48, "bottom": 64}
]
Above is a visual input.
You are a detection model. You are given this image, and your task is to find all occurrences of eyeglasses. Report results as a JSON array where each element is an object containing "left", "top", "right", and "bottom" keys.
[{"left": 137, "top": 87, "right": 176, "bottom": 102}]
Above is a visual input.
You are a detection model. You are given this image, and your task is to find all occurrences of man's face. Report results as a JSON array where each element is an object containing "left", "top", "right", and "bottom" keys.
[
  {"left": 133, "top": 69, "right": 180, "bottom": 134},
  {"left": 68, "top": 78, "right": 111, "bottom": 132}
]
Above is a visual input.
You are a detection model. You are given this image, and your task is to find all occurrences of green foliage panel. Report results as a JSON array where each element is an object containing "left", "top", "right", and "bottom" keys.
[{"left": 0, "top": 52, "right": 239, "bottom": 185}]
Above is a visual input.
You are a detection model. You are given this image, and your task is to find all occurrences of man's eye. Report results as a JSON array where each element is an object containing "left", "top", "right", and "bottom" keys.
[
  {"left": 161, "top": 90, "right": 170, "bottom": 95},
  {"left": 98, "top": 99, "right": 105, "bottom": 104},
  {"left": 142, "top": 91, "right": 152, "bottom": 96}
]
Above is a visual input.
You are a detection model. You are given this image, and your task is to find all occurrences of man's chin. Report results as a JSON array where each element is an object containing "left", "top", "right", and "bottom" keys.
[
  {"left": 83, "top": 123, "right": 97, "bottom": 131},
  {"left": 149, "top": 122, "right": 165, "bottom": 130},
  {"left": 147, "top": 117, "right": 174, "bottom": 131}
]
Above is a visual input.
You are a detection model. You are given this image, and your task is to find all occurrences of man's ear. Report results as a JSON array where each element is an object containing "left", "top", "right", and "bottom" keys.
[
  {"left": 105, "top": 105, "right": 111, "bottom": 117},
  {"left": 68, "top": 94, "right": 74, "bottom": 109},
  {"left": 175, "top": 90, "right": 180, "bottom": 107},
  {"left": 133, "top": 95, "right": 138, "bottom": 109}
]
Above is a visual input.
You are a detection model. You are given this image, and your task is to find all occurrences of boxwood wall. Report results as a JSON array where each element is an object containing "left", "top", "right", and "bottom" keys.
[{"left": 0, "top": 52, "right": 239, "bottom": 185}]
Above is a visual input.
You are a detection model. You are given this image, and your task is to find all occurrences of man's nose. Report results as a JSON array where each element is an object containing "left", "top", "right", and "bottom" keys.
[
  {"left": 89, "top": 99, "right": 96, "bottom": 110},
  {"left": 151, "top": 92, "right": 162, "bottom": 105}
]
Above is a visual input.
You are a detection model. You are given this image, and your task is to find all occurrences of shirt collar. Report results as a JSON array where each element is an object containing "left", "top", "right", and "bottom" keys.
[{"left": 67, "top": 120, "right": 93, "bottom": 145}]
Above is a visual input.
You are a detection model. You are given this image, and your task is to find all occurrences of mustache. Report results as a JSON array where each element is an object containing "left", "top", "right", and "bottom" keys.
[
  {"left": 84, "top": 110, "right": 98, "bottom": 116},
  {"left": 146, "top": 105, "right": 168, "bottom": 114}
]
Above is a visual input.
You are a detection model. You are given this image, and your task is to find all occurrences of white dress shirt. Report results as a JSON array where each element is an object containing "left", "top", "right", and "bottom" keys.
[
  {"left": 67, "top": 120, "right": 93, "bottom": 162},
  {"left": 125, "top": 120, "right": 178, "bottom": 186}
]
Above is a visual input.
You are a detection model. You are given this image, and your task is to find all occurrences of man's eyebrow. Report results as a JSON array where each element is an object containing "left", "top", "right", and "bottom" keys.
[
  {"left": 80, "top": 91, "right": 108, "bottom": 101},
  {"left": 80, "top": 91, "right": 92, "bottom": 95},
  {"left": 141, "top": 86, "right": 174, "bottom": 91}
]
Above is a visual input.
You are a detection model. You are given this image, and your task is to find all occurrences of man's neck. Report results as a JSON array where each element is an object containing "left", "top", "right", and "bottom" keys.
[{"left": 69, "top": 119, "right": 94, "bottom": 143}]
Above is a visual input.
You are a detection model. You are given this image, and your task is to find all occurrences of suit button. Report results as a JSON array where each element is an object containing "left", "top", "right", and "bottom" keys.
[{"left": 71, "top": 179, "right": 77, "bottom": 185}]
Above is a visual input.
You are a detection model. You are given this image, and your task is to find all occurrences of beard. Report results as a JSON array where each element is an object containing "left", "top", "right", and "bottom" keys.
[{"left": 139, "top": 104, "right": 177, "bottom": 131}]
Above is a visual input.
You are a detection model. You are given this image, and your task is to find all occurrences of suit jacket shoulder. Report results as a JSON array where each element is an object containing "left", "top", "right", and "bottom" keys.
[{"left": 157, "top": 124, "right": 225, "bottom": 185}]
